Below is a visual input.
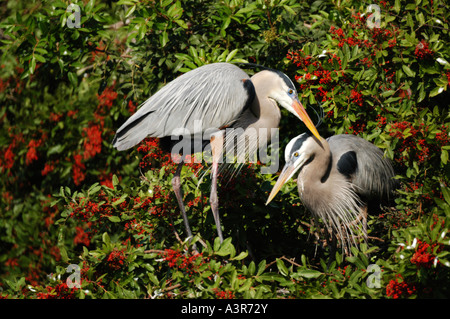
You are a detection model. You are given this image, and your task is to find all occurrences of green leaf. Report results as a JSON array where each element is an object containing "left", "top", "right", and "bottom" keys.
[
  {"left": 283, "top": 5, "right": 296, "bottom": 15},
  {"left": 441, "top": 149, "right": 448, "bottom": 165},
  {"left": 160, "top": 31, "right": 169, "bottom": 47},
  {"left": 213, "top": 237, "right": 221, "bottom": 252},
  {"left": 394, "top": 0, "right": 401, "bottom": 13},
  {"left": 108, "top": 216, "right": 121, "bottom": 223},
  {"left": 442, "top": 185, "right": 450, "bottom": 204},
  {"left": 29, "top": 57, "right": 36, "bottom": 74},
  {"left": 231, "top": 251, "right": 248, "bottom": 261},
  {"left": 225, "top": 49, "right": 238, "bottom": 62},
  {"left": 175, "top": 19, "right": 188, "bottom": 29},
  {"left": 201, "top": 270, "right": 212, "bottom": 278},
  {"left": 47, "top": 144, "right": 65, "bottom": 156},
  {"left": 416, "top": 12, "right": 425, "bottom": 26},
  {"left": 112, "top": 195, "right": 127, "bottom": 207},
  {"left": 102, "top": 232, "right": 111, "bottom": 245},
  {"left": 257, "top": 273, "right": 287, "bottom": 283},
  {"left": 68, "top": 71, "right": 78, "bottom": 87},
  {"left": 148, "top": 273, "right": 159, "bottom": 286},
  {"left": 248, "top": 261, "right": 256, "bottom": 276},
  {"left": 402, "top": 65, "right": 415, "bottom": 77},
  {"left": 112, "top": 174, "right": 119, "bottom": 188},
  {"left": 88, "top": 184, "right": 101, "bottom": 195},
  {"left": 189, "top": 46, "right": 200, "bottom": 65},
  {"left": 256, "top": 260, "right": 266, "bottom": 276},
  {"left": 59, "top": 246, "right": 69, "bottom": 263},
  {"left": 216, "top": 237, "right": 234, "bottom": 256},
  {"left": 418, "top": 82, "right": 426, "bottom": 102},
  {"left": 125, "top": 5, "right": 136, "bottom": 18},
  {"left": 276, "top": 259, "right": 289, "bottom": 276},
  {"left": 294, "top": 269, "right": 322, "bottom": 279},
  {"left": 34, "top": 54, "right": 46, "bottom": 63},
  {"left": 222, "top": 16, "right": 231, "bottom": 30},
  {"left": 429, "top": 86, "right": 445, "bottom": 98},
  {"left": 381, "top": 90, "right": 395, "bottom": 97}
]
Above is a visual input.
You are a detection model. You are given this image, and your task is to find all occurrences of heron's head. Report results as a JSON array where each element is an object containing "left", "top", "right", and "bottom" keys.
[
  {"left": 254, "top": 70, "right": 321, "bottom": 141},
  {"left": 266, "top": 133, "right": 319, "bottom": 205}
]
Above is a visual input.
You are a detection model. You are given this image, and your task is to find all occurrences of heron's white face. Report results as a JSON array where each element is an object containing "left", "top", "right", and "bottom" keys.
[
  {"left": 268, "top": 79, "right": 321, "bottom": 141},
  {"left": 285, "top": 137, "right": 312, "bottom": 169},
  {"left": 265, "top": 134, "right": 313, "bottom": 205},
  {"left": 268, "top": 83, "right": 299, "bottom": 116}
]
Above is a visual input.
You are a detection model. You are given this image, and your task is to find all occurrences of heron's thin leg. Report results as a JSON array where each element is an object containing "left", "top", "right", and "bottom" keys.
[
  {"left": 171, "top": 161, "right": 194, "bottom": 241},
  {"left": 210, "top": 132, "right": 224, "bottom": 243},
  {"left": 328, "top": 234, "right": 337, "bottom": 267},
  {"left": 361, "top": 205, "right": 368, "bottom": 240}
]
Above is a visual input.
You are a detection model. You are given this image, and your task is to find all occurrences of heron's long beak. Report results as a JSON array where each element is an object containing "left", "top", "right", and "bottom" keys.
[
  {"left": 292, "top": 99, "right": 321, "bottom": 141},
  {"left": 265, "top": 161, "right": 298, "bottom": 205}
]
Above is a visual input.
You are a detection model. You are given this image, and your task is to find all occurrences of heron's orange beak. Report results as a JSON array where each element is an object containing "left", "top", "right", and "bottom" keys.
[
  {"left": 265, "top": 163, "right": 297, "bottom": 205},
  {"left": 292, "top": 99, "right": 321, "bottom": 141}
]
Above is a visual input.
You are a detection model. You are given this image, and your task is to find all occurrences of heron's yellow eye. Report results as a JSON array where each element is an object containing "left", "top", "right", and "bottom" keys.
[
  {"left": 293, "top": 152, "right": 299, "bottom": 157},
  {"left": 288, "top": 89, "right": 294, "bottom": 95}
]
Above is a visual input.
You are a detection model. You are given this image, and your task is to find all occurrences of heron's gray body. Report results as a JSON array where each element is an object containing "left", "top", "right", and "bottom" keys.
[
  {"left": 113, "top": 63, "right": 254, "bottom": 151},
  {"left": 112, "top": 62, "right": 320, "bottom": 244}
]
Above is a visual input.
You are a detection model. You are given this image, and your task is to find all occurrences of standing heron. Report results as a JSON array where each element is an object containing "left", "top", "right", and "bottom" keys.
[
  {"left": 112, "top": 62, "right": 320, "bottom": 243},
  {"left": 266, "top": 133, "right": 397, "bottom": 251}
]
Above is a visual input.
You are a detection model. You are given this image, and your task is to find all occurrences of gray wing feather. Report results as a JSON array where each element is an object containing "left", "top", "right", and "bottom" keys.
[
  {"left": 113, "top": 63, "right": 251, "bottom": 150},
  {"left": 327, "top": 134, "right": 397, "bottom": 200}
]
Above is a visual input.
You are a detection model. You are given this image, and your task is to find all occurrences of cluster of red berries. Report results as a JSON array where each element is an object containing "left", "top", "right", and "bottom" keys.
[
  {"left": 106, "top": 249, "right": 127, "bottom": 271},
  {"left": 350, "top": 89, "right": 363, "bottom": 107},
  {"left": 212, "top": 288, "right": 235, "bottom": 299},
  {"left": 36, "top": 282, "right": 77, "bottom": 299},
  {"left": 386, "top": 274, "right": 416, "bottom": 299},
  {"left": 387, "top": 121, "right": 435, "bottom": 164},
  {"left": 137, "top": 137, "right": 172, "bottom": 170},
  {"left": 162, "top": 248, "right": 204, "bottom": 276},
  {"left": 96, "top": 85, "right": 118, "bottom": 114},
  {"left": 414, "top": 40, "right": 434, "bottom": 60},
  {"left": 410, "top": 239, "right": 442, "bottom": 269},
  {"left": 72, "top": 153, "right": 86, "bottom": 186}
]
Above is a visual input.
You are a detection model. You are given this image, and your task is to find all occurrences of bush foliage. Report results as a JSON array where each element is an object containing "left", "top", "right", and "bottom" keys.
[{"left": 0, "top": 0, "right": 449, "bottom": 299}]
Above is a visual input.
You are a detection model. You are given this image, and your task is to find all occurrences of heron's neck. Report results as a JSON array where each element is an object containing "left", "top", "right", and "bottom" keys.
[
  {"left": 248, "top": 72, "right": 281, "bottom": 128},
  {"left": 297, "top": 138, "right": 362, "bottom": 250},
  {"left": 298, "top": 138, "right": 333, "bottom": 198},
  {"left": 249, "top": 95, "right": 281, "bottom": 126}
]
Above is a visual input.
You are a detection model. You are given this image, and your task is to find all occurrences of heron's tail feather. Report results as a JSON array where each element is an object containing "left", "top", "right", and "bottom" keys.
[{"left": 112, "top": 110, "right": 157, "bottom": 151}]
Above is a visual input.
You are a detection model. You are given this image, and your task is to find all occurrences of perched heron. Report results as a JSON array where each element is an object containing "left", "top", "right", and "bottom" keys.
[
  {"left": 266, "top": 133, "right": 397, "bottom": 251},
  {"left": 112, "top": 62, "right": 320, "bottom": 243}
]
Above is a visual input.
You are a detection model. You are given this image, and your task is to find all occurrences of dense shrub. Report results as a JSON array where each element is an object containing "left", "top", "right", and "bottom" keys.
[{"left": 0, "top": 0, "right": 449, "bottom": 299}]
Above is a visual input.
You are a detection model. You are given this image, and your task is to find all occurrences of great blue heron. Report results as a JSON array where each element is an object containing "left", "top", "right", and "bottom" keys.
[
  {"left": 112, "top": 62, "right": 320, "bottom": 243},
  {"left": 266, "top": 133, "right": 397, "bottom": 251}
]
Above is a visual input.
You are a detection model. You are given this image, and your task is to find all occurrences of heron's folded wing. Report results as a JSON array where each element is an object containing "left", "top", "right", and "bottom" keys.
[
  {"left": 112, "top": 63, "right": 254, "bottom": 151},
  {"left": 328, "top": 134, "right": 397, "bottom": 200}
]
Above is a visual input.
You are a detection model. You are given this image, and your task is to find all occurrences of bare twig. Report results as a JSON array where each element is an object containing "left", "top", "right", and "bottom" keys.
[
  {"left": 281, "top": 256, "right": 302, "bottom": 268},
  {"left": 264, "top": 258, "right": 278, "bottom": 270},
  {"left": 163, "top": 283, "right": 181, "bottom": 292},
  {"left": 143, "top": 249, "right": 165, "bottom": 254}
]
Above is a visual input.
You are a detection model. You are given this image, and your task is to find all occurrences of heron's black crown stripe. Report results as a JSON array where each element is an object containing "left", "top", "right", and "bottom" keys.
[
  {"left": 275, "top": 71, "right": 296, "bottom": 91},
  {"left": 234, "top": 63, "right": 296, "bottom": 92},
  {"left": 289, "top": 133, "right": 309, "bottom": 157}
]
